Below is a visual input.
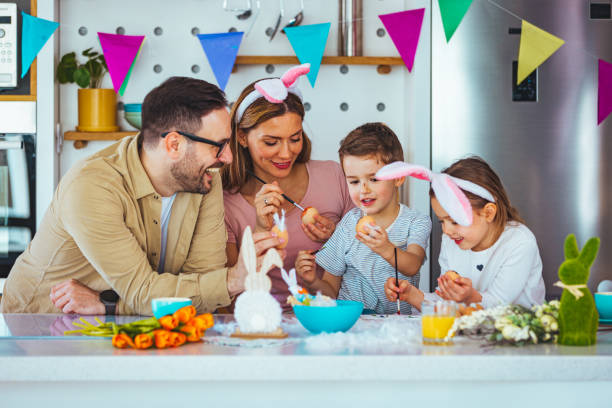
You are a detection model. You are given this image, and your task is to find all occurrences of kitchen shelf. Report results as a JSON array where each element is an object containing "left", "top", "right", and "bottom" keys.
[
  {"left": 234, "top": 56, "right": 404, "bottom": 74},
  {"left": 64, "top": 130, "right": 137, "bottom": 149}
]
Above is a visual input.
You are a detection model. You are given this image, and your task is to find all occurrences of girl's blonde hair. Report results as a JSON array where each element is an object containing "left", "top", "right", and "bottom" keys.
[
  {"left": 430, "top": 156, "right": 524, "bottom": 231},
  {"left": 221, "top": 80, "right": 311, "bottom": 192}
]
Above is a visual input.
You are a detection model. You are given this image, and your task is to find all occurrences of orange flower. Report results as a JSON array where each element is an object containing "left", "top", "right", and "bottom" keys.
[
  {"left": 180, "top": 325, "right": 201, "bottom": 342},
  {"left": 112, "top": 333, "right": 135, "bottom": 349},
  {"left": 159, "top": 315, "right": 178, "bottom": 330},
  {"left": 189, "top": 313, "right": 214, "bottom": 330},
  {"left": 134, "top": 333, "right": 153, "bottom": 349},
  {"left": 152, "top": 329, "right": 171, "bottom": 349},
  {"left": 168, "top": 331, "right": 187, "bottom": 347},
  {"left": 173, "top": 305, "right": 197, "bottom": 323}
]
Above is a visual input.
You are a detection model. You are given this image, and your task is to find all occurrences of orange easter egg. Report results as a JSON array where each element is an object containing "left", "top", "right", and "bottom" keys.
[
  {"left": 356, "top": 215, "right": 376, "bottom": 234},
  {"left": 301, "top": 207, "right": 319, "bottom": 225},
  {"left": 445, "top": 271, "right": 460, "bottom": 281},
  {"left": 271, "top": 225, "right": 289, "bottom": 249}
]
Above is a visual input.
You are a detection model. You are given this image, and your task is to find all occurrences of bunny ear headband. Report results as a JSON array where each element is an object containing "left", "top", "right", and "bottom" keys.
[
  {"left": 235, "top": 63, "right": 311, "bottom": 123},
  {"left": 375, "top": 162, "right": 496, "bottom": 226}
]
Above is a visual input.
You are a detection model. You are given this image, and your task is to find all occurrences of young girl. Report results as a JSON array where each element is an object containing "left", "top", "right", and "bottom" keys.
[
  {"left": 295, "top": 123, "right": 432, "bottom": 314},
  {"left": 380, "top": 157, "right": 545, "bottom": 310}
]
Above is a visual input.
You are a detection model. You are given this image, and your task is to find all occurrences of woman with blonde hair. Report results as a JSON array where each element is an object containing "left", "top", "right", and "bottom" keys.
[{"left": 222, "top": 64, "right": 353, "bottom": 307}]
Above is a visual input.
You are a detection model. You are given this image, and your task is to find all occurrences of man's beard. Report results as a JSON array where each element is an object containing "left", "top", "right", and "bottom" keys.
[{"left": 170, "top": 149, "right": 220, "bottom": 195}]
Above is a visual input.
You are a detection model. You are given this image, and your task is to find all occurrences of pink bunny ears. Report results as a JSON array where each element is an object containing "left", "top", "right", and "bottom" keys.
[
  {"left": 375, "top": 162, "right": 496, "bottom": 226},
  {"left": 235, "top": 63, "right": 310, "bottom": 123}
]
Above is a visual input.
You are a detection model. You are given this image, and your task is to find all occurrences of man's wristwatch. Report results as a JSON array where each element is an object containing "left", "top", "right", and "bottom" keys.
[{"left": 99, "top": 290, "right": 119, "bottom": 315}]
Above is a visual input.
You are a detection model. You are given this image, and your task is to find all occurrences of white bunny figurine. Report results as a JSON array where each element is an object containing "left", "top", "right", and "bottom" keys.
[
  {"left": 280, "top": 267, "right": 302, "bottom": 297},
  {"left": 234, "top": 226, "right": 284, "bottom": 334}
]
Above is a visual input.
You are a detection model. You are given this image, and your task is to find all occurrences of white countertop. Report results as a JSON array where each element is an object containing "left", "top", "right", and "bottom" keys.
[
  {"left": 1, "top": 313, "right": 612, "bottom": 408},
  {"left": 1, "top": 313, "right": 612, "bottom": 383}
]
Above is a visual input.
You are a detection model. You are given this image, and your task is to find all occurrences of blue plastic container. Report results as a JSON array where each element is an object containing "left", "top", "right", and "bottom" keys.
[
  {"left": 293, "top": 300, "right": 363, "bottom": 334},
  {"left": 124, "top": 103, "right": 142, "bottom": 112},
  {"left": 151, "top": 297, "right": 192, "bottom": 319},
  {"left": 595, "top": 292, "right": 612, "bottom": 320}
]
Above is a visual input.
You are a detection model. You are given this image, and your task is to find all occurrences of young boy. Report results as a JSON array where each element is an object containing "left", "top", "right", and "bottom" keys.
[{"left": 295, "top": 123, "right": 431, "bottom": 314}]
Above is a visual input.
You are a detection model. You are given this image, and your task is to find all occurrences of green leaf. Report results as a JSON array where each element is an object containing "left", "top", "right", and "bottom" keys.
[
  {"left": 73, "top": 67, "right": 91, "bottom": 88},
  {"left": 82, "top": 47, "right": 93, "bottom": 57}
]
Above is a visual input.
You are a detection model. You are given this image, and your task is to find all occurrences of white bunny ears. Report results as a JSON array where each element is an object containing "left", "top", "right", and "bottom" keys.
[
  {"left": 235, "top": 63, "right": 310, "bottom": 123},
  {"left": 375, "top": 162, "right": 495, "bottom": 226}
]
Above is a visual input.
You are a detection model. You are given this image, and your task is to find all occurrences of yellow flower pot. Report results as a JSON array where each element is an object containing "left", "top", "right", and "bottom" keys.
[{"left": 76, "top": 88, "right": 119, "bottom": 132}]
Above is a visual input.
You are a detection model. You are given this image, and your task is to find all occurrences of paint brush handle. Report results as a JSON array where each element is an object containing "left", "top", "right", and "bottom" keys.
[
  {"left": 247, "top": 170, "right": 305, "bottom": 212},
  {"left": 394, "top": 246, "right": 400, "bottom": 315}
]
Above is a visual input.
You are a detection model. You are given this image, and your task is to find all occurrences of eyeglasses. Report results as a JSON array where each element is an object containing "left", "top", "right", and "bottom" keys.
[{"left": 161, "top": 130, "right": 229, "bottom": 158}]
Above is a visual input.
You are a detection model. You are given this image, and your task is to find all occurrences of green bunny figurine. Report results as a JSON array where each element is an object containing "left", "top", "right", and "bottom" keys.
[{"left": 556, "top": 234, "right": 600, "bottom": 346}]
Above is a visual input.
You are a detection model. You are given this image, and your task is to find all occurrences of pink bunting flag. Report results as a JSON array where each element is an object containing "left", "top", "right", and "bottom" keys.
[
  {"left": 98, "top": 33, "right": 145, "bottom": 94},
  {"left": 379, "top": 8, "right": 425, "bottom": 72},
  {"left": 598, "top": 59, "right": 612, "bottom": 125}
]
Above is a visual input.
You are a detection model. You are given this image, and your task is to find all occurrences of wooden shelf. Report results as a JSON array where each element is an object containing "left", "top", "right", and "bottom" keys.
[
  {"left": 234, "top": 56, "right": 403, "bottom": 74},
  {"left": 64, "top": 130, "right": 137, "bottom": 149},
  {"left": 235, "top": 56, "right": 404, "bottom": 65}
]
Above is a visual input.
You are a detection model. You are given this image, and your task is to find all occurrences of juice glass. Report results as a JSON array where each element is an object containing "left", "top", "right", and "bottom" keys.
[{"left": 421, "top": 300, "right": 457, "bottom": 345}]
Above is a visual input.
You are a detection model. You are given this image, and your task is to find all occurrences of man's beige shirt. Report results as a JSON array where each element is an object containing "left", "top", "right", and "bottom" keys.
[{"left": 1, "top": 135, "right": 231, "bottom": 314}]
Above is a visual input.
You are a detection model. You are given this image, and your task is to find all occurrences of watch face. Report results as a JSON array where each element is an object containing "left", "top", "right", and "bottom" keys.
[{"left": 100, "top": 290, "right": 119, "bottom": 303}]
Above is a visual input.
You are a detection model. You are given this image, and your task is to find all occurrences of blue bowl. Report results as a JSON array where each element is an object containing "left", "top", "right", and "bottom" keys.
[
  {"left": 293, "top": 300, "right": 363, "bottom": 334},
  {"left": 595, "top": 292, "right": 612, "bottom": 320},
  {"left": 124, "top": 111, "right": 141, "bottom": 129},
  {"left": 151, "top": 297, "right": 192, "bottom": 319},
  {"left": 124, "top": 103, "right": 142, "bottom": 112}
]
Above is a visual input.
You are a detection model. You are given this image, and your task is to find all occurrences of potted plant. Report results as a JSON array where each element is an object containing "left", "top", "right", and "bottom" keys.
[{"left": 56, "top": 47, "right": 119, "bottom": 132}]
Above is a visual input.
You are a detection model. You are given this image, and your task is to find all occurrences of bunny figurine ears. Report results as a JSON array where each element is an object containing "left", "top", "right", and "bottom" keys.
[
  {"left": 375, "top": 162, "right": 495, "bottom": 226},
  {"left": 235, "top": 63, "right": 311, "bottom": 123}
]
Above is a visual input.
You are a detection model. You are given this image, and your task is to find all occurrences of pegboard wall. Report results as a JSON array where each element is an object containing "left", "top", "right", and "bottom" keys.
[
  {"left": 55, "top": 0, "right": 432, "bottom": 288},
  {"left": 58, "top": 0, "right": 430, "bottom": 169}
]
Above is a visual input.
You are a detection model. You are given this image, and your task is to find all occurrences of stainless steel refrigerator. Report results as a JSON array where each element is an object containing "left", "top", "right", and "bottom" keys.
[{"left": 431, "top": 0, "right": 612, "bottom": 297}]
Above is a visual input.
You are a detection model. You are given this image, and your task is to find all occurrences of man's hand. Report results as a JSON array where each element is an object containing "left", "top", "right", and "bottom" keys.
[
  {"left": 226, "top": 231, "right": 284, "bottom": 297},
  {"left": 49, "top": 279, "right": 105, "bottom": 315}
]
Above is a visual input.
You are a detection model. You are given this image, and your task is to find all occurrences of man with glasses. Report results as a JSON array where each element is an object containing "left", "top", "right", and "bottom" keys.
[{"left": 1, "top": 77, "right": 283, "bottom": 315}]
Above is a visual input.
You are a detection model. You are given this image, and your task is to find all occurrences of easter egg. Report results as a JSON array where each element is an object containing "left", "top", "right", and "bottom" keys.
[
  {"left": 356, "top": 215, "right": 376, "bottom": 235},
  {"left": 271, "top": 225, "right": 289, "bottom": 249},
  {"left": 301, "top": 207, "right": 319, "bottom": 225},
  {"left": 445, "top": 271, "right": 460, "bottom": 281}
]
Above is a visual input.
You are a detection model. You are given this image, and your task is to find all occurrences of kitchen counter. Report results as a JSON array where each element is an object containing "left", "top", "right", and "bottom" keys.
[{"left": 1, "top": 313, "right": 611, "bottom": 407}]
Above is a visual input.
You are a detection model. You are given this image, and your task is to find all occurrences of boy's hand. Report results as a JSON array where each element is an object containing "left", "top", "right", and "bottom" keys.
[
  {"left": 301, "top": 214, "right": 335, "bottom": 243},
  {"left": 436, "top": 274, "right": 480, "bottom": 303},
  {"left": 254, "top": 182, "right": 285, "bottom": 231},
  {"left": 295, "top": 250, "right": 318, "bottom": 286},
  {"left": 384, "top": 277, "right": 412, "bottom": 302},
  {"left": 355, "top": 223, "right": 394, "bottom": 259}
]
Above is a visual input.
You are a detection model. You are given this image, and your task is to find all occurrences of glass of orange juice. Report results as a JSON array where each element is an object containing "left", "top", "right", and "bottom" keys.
[{"left": 421, "top": 300, "right": 457, "bottom": 345}]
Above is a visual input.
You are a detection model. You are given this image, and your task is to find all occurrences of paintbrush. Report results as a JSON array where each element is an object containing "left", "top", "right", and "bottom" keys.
[
  {"left": 395, "top": 246, "right": 400, "bottom": 315},
  {"left": 246, "top": 169, "right": 305, "bottom": 212}
]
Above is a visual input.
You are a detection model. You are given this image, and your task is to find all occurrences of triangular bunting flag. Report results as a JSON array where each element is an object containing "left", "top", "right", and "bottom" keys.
[
  {"left": 379, "top": 9, "right": 425, "bottom": 72},
  {"left": 598, "top": 59, "right": 612, "bottom": 125},
  {"left": 284, "top": 23, "right": 331, "bottom": 87},
  {"left": 197, "top": 32, "right": 244, "bottom": 91},
  {"left": 438, "top": 0, "right": 473, "bottom": 42},
  {"left": 517, "top": 20, "right": 564, "bottom": 85},
  {"left": 98, "top": 33, "right": 145, "bottom": 95},
  {"left": 118, "top": 41, "right": 145, "bottom": 96},
  {"left": 21, "top": 12, "right": 59, "bottom": 78}
]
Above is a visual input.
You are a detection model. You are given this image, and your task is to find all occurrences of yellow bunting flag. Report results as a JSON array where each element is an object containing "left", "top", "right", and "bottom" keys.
[{"left": 517, "top": 20, "right": 565, "bottom": 85}]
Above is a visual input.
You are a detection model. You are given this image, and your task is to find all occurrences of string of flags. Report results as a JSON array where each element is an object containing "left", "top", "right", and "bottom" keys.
[{"left": 16, "top": 0, "right": 612, "bottom": 125}]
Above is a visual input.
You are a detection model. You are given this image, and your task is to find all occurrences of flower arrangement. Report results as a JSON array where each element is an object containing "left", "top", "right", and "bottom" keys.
[
  {"left": 447, "top": 300, "right": 560, "bottom": 346},
  {"left": 65, "top": 306, "right": 214, "bottom": 349}
]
